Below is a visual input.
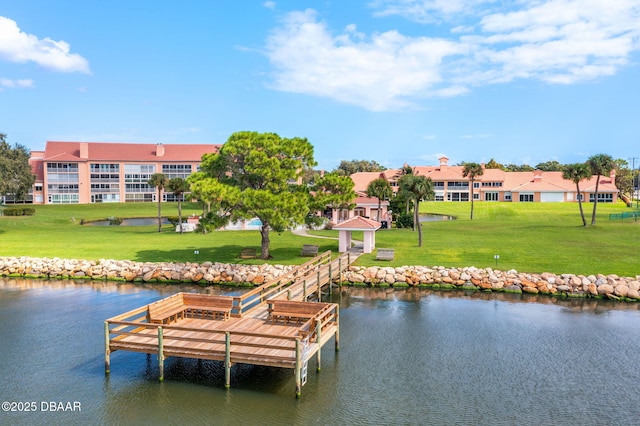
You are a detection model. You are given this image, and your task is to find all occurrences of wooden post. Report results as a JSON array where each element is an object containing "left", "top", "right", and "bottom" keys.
[
  {"left": 338, "top": 257, "right": 342, "bottom": 288},
  {"left": 104, "top": 321, "right": 111, "bottom": 374},
  {"left": 225, "top": 332, "right": 231, "bottom": 389},
  {"left": 316, "top": 321, "right": 322, "bottom": 372},
  {"left": 303, "top": 280, "right": 307, "bottom": 300},
  {"left": 158, "top": 326, "right": 165, "bottom": 381},
  {"left": 328, "top": 264, "right": 333, "bottom": 296},
  {"left": 335, "top": 306, "right": 340, "bottom": 352},
  {"left": 317, "top": 271, "right": 321, "bottom": 301},
  {"left": 295, "top": 339, "right": 302, "bottom": 398},
  {"left": 287, "top": 289, "right": 291, "bottom": 300}
]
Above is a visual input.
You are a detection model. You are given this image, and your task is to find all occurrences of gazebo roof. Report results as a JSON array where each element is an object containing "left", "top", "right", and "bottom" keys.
[{"left": 333, "top": 216, "right": 381, "bottom": 231}]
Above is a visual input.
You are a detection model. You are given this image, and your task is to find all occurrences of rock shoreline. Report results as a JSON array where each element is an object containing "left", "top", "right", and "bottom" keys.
[{"left": 1, "top": 256, "right": 639, "bottom": 301}]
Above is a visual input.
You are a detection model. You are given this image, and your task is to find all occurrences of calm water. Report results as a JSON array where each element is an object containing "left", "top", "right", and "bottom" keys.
[
  {"left": 2, "top": 279, "right": 640, "bottom": 425},
  {"left": 419, "top": 213, "right": 455, "bottom": 222}
]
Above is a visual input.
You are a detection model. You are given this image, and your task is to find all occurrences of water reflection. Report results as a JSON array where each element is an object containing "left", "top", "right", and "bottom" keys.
[{"left": 2, "top": 278, "right": 640, "bottom": 425}]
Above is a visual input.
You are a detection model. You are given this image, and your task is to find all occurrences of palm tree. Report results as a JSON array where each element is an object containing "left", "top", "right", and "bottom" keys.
[
  {"left": 399, "top": 174, "right": 434, "bottom": 247},
  {"left": 366, "top": 177, "right": 393, "bottom": 222},
  {"left": 462, "top": 162, "right": 484, "bottom": 220},
  {"left": 166, "top": 177, "right": 191, "bottom": 234},
  {"left": 394, "top": 165, "right": 414, "bottom": 216},
  {"left": 562, "top": 163, "right": 591, "bottom": 226},
  {"left": 586, "top": 154, "right": 615, "bottom": 225},
  {"left": 147, "top": 173, "right": 168, "bottom": 233}
]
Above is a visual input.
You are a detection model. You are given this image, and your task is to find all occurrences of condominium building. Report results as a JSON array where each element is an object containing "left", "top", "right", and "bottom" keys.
[
  {"left": 350, "top": 156, "right": 619, "bottom": 204},
  {"left": 29, "top": 141, "right": 220, "bottom": 204}
]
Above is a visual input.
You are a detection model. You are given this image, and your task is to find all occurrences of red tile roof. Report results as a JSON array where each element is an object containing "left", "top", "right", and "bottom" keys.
[
  {"left": 43, "top": 141, "right": 221, "bottom": 162},
  {"left": 351, "top": 166, "right": 618, "bottom": 194},
  {"left": 333, "top": 216, "right": 382, "bottom": 230}
]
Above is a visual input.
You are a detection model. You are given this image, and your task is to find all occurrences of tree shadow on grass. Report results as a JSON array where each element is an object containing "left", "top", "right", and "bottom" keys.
[{"left": 133, "top": 241, "right": 339, "bottom": 265}]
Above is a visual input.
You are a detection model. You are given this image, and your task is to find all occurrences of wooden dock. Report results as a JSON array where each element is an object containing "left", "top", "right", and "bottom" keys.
[{"left": 105, "top": 251, "right": 355, "bottom": 396}]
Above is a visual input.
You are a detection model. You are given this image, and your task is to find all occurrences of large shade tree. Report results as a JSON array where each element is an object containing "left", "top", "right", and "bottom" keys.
[
  {"left": 147, "top": 173, "right": 168, "bottom": 233},
  {"left": 562, "top": 163, "right": 592, "bottom": 226},
  {"left": 309, "top": 172, "right": 356, "bottom": 221},
  {"left": 0, "top": 133, "right": 35, "bottom": 202},
  {"left": 333, "top": 159, "right": 386, "bottom": 176},
  {"left": 586, "top": 154, "right": 615, "bottom": 225},
  {"left": 366, "top": 177, "right": 393, "bottom": 222},
  {"left": 462, "top": 162, "right": 484, "bottom": 220},
  {"left": 189, "top": 131, "right": 335, "bottom": 259},
  {"left": 166, "top": 177, "right": 191, "bottom": 234},
  {"left": 399, "top": 173, "right": 434, "bottom": 247}
]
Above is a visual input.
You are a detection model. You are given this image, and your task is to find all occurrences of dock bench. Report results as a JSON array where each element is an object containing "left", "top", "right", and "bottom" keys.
[
  {"left": 375, "top": 248, "right": 394, "bottom": 261},
  {"left": 239, "top": 248, "right": 257, "bottom": 259},
  {"left": 148, "top": 294, "right": 186, "bottom": 324},
  {"left": 148, "top": 293, "right": 233, "bottom": 324},
  {"left": 182, "top": 293, "right": 233, "bottom": 321},
  {"left": 268, "top": 300, "right": 329, "bottom": 325},
  {"left": 301, "top": 244, "right": 319, "bottom": 257}
]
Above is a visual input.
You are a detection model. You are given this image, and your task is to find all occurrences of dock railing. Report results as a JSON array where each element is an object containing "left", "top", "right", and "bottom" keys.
[{"left": 231, "top": 250, "right": 335, "bottom": 315}]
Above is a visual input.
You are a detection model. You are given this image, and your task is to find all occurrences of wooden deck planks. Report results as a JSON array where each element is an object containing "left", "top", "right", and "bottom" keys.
[{"left": 105, "top": 251, "right": 351, "bottom": 394}]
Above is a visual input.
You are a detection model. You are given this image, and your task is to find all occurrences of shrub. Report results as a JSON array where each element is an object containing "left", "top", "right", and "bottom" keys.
[
  {"left": 395, "top": 212, "right": 413, "bottom": 229},
  {"left": 3, "top": 207, "right": 35, "bottom": 216}
]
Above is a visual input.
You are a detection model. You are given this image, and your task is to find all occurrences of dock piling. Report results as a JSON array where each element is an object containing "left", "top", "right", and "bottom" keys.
[
  {"left": 158, "top": 326, "right": 165, "bottom": 381},
  {"left": 225, "top": 332, "right": 231, "bottom": 389},
  {"left": 104, "top": 321, "right": 111, "bottom": 374}
]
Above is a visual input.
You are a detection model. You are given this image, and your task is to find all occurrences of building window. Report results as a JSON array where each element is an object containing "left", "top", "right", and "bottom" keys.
[
  {"left": 433, "top": 182, "right": 444, "bottom": 189},
  {"left": 92, "top": 194, "right": 120, "bottom": 203},
  {"left": 481, "top": 181, "right": 503, "bottom": 187},
  {"left": 447, "top": 192, "right": 469, "bottom": 202},
  {"left": 520, "top": 193, "right": 534, "bottom": 202},
  {"left": 473, "top": 182, "right": 480, "bottom": 188},
  {"left": 473, "top": 193, "right": 480, "bottom": 200},
  {"left": 505, "top": 192, "right": 512, "bottom": 201},
  {"left": 589, "top": 193, "right": 613, "bottom": 203},
  {"left": 47, "top": 194, "right": 79, "bottom": 204},
  {"left": 34, "top": 184, "right": 43, "bottom": 191},
  {"left": 162, "top": 164, "right": 192, "bottom": 179},
  {"left": 435, "top": 195, "right": 444, "bottom": 201},
  {"left": 46, "top": 162, "right": 79, "bottom": 183},
  {"left": 125, "top": 193, "right": 154, "bottom": 202},
  {"left": 90, "top": 163, "right": 119, "bottom": 173},
  {"left": 484, "top": 192, "right": 499, "bottom": 201},
  {"left": 447, "top": 181, "right": 469, "bottom": 189}
]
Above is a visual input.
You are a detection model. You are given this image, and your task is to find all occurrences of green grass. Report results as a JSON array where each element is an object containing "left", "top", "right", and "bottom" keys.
[
  {"left": 318, "top": 201, "right": 639, "bottom": 276},
  {"left": 0, "top": 203, "right": 337, "bottom": 266},
  {"left": 0, "top": 201, "right": 638, "bottom": 276}
]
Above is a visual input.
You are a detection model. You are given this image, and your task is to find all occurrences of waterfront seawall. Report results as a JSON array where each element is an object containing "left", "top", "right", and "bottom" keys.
[{"left": 1, "top": 256, "right": 638, "bottom": 300}]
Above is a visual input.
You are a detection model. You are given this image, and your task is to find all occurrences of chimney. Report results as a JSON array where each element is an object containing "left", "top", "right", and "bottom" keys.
[
  {"left": 533, "top": 170, "right": 543, "bottom": 181},
  {"left": 79, "top": 142, "right": 89, "bottom": 159},
  {"left": 439, "top": 156, "right": 449, "bottom": 167},
  {"left": 609, "top": 169, "right": 616, "bottom": 183},
  {"left": 156, "top": 143, "right": 164, "bottom": 157}
]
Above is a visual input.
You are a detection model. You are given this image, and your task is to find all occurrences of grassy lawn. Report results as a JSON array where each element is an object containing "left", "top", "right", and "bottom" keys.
[
  {"left": 0, "top": 201, "right": 638, "bottom": 276},
  {"left": 317, "top": 201, "right": 639, "bottom": 276},
  {"left": 0, "top": 203, "right": 338, "bottom": 266}
]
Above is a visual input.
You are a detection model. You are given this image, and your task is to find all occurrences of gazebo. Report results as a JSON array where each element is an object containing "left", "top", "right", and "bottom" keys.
[{"left": 332, "top": 216, "right": 382, "bottom": 254}]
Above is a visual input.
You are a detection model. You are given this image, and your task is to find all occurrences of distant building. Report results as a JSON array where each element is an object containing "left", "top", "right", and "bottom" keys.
[
  {"left": 350, "top": 156, "right": 619, "bottom": 204},
  {"left": 29, "top": 141, "right": 220, "bottom": 204}
]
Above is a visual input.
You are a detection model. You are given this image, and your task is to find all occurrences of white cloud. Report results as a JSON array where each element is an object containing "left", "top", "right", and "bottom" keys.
[
  {"left": 0, "top": 78, "right": 34, "bottom": 88},
  {"left": 370, "top": 0, "right": 495, "bottom": 23},
  {"left": 263, "top": 1, "right": 276, "bottom": 10},
  {"left": 265, "top": 1, "right": 640, "bottom": 110},
  {"left": 265, "top": 9, "right": 465, "bottom": 111},
  {"left": 0, "top": 16, "right": 90, "bottom": 73}
]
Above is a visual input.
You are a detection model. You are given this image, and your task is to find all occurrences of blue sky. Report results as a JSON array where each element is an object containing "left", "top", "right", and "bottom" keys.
[{"left": 1, "top": 0, "right": 639, "bottom": 170}]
